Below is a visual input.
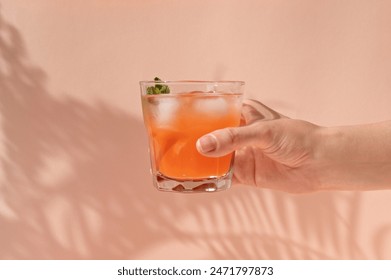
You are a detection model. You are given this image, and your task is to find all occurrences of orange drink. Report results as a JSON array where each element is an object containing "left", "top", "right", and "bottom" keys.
[{"left": 140, "top": 80, "right": 244, "bottom": 193}]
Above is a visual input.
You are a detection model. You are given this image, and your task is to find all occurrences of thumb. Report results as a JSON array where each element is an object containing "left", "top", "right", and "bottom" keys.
[{"left": 196, "top": 123, "right": 268, "bottom": 157}]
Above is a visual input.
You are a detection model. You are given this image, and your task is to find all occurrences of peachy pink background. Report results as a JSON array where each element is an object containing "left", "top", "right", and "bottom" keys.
[{"left": 1, "top": 0, "right": 391, "bottom": 259}]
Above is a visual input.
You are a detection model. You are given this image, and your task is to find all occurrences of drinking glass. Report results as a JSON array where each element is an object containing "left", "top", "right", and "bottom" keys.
[{"left": 140, "top": 80, "right": 244, "bottom": 193}]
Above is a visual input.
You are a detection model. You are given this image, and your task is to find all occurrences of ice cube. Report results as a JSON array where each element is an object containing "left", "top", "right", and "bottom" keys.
[
  {"left": 152, "top": 97, "right": 179, "bottom": 125},
  {"left": 193, "top": 97, "right": 228, "bottom": 115}
]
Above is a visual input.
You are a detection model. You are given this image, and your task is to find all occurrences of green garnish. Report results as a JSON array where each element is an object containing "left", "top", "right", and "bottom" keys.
[{"left": 146, "top": 77, "right": 170, "bottom": 94}]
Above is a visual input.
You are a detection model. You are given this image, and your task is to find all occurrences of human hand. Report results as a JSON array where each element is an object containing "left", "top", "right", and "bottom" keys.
[
  {"left": 197, "top": 100, "right": 391, "bottom": 193},
  {"left": 196, "top": 99, "right": 323, "bottom": 193}
]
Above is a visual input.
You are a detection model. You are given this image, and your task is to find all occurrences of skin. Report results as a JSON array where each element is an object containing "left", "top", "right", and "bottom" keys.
[{"left": 196, "top": 99, "right": 391, "bottom": 193}]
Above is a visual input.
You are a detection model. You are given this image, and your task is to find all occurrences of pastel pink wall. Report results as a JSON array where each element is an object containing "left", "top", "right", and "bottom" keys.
[{"left": 1, "top": 0, "right": 391, "bottom": 259}]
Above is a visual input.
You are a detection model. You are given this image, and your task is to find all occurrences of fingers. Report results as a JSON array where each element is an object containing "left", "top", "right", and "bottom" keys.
[
  {"left": 196, "top": 100, "right": 287, "bottom": 157},
  {"left": 242, "top": 99, "right": 287, "bottom": 124},
  {"left": 196, "top": 123, "right": 267, "bottom": 157}
]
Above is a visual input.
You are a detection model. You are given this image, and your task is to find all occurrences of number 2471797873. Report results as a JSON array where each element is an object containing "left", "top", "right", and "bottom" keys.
[{"left": 209, "top": 266, "right": 273, "bottom": 276}]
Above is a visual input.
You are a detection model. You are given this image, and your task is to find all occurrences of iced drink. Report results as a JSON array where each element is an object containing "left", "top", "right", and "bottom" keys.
[{"left": 140, "top": 81, "right": 244, "bottom": 193}]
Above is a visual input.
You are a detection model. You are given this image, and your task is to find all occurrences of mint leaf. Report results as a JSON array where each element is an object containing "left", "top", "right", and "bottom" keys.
[{"left": 146, "top": 77, "right": 170, "bottom": 94}]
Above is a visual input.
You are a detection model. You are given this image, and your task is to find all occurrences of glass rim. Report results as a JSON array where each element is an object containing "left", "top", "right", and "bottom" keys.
[{"left": 139, "top": 80, "right": 245, "bottom": 86}]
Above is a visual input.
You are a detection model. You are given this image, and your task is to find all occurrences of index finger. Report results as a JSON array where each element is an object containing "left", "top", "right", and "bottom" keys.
[{"left": 241, "top": 99, "right": 287, "bottom": 125}]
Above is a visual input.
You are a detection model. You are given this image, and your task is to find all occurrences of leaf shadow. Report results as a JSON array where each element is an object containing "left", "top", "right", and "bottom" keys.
[
  {"left": 0, "top": 7, "right": 188, "bottom": 259},
  {"left": 0, "top": 5, "right": 376, "bottom": 260}
]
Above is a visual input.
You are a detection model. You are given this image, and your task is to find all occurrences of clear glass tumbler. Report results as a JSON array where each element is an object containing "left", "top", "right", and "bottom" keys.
[{"left": 140, "top": 80, "right": 244, "bottom": 193}]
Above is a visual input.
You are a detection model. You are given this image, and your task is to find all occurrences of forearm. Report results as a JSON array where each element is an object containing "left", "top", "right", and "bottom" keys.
[{"left": 314, "top": 121, "right": 391, "bottom": 191}]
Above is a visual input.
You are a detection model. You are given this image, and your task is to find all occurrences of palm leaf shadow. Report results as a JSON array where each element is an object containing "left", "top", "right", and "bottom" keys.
[
  {"left": 0, "top": 6, "right": 368, "bottom": 260},
  {"left": 0, "top": 7, "right": 195, "bottom": 259}
]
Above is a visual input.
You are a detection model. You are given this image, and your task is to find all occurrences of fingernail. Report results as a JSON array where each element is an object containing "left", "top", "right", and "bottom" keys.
[{"left": 197, "top": 134, "right": 217, "bottom": 153}]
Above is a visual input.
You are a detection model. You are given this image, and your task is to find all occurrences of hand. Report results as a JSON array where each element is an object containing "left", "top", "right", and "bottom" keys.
[
  {"left": 197, "top": 99, "right": 391, "bottom": 193},
  {"left": 196, "top": 99, "right": 322, "bottom": 193}
]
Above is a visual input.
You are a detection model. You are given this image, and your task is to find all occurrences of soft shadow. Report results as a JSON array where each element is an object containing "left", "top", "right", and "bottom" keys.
[
  {"left": 0, "top": 7, "right": 184, "bottom": 259},
  {"left": 184, "top": 188, "right": 365, "bottom": 259},
  {"left": 0, "top": 6, "right": 369, "bottom": 260}
]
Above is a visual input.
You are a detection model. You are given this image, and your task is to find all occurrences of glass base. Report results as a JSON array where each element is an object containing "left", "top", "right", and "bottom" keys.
[{"left": 152, "top": 171, "right": 233, "bottom": 193}]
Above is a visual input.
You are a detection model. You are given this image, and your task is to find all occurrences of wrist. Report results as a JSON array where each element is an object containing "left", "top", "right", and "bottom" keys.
[
  {"left": 312, "top": 126, "right": 346, "bottom": 191},
  {"left": 312, "top": 122, "right": 391, "bottom": 191}
]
